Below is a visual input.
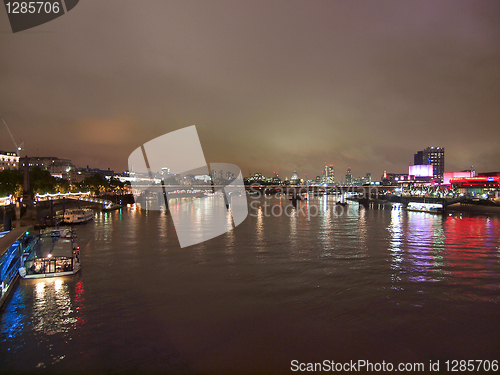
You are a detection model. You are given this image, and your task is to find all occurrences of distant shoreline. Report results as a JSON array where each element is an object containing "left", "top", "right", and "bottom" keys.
[{"left": 446, "top": 202, "right": 500, "bottom": 215}]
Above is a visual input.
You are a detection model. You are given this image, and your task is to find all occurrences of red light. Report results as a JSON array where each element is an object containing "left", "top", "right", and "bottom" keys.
[{"left": 450, "top": 177, "right": 500, "bottom": 183}]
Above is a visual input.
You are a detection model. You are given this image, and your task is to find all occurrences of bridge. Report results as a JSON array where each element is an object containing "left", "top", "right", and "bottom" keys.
[
  {"left": 246, "top": 184, "right": 398, "bottom": 195},
  {"left": 35, "top": 192, "right": 117, "bottom": 209}
]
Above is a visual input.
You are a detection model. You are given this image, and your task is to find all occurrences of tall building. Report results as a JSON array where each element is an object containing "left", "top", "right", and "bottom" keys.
[
  {"left": 422, "top": 147, "right": 445, "bottom": 182},
  {"left": 413, "top": 147, "right": 445, "bottom": 182},
  {"left": 345, "top": 167, "right": 353, "bottom": 185},
  {"left": 324, "top": 165, "right": 335, "bottom": 185},
  {"left": 414, "top": 151, "right": 424, "bottom": 165}
]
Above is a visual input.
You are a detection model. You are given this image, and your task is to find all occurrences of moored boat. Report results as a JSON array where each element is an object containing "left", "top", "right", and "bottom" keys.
[
  {"left": 19, "top": 229, "right": 80, "bottom": 279},
  {"left": 103, "top": 202, "right": 121, "bottom": 211},
  {"left": 405, "top": 202, "right": 444, "bottom": 214},
  {"left": 63, "top": 208, "right": 94, "bottom": 224},
  {"left": 40, "top": 227, "right": 75, "bottom": 238},
  {"left": 0, "top": 227, "right": 35, "bottom": 307}
]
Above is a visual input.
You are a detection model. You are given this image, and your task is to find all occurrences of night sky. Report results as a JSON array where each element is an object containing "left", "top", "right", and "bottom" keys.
[{"left": 1, "top": 1, "right": 499, "bottom": 180}]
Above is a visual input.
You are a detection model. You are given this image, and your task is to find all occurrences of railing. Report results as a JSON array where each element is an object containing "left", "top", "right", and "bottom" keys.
[{"left": 35, "top": 192, "right": 115, "bottom": 209}]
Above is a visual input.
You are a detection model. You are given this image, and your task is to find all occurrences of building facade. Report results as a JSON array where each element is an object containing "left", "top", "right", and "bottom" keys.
[
  {"left": 414, "top": 147, "right": 445, "bottom": 182},
  {"left": 345, "top": 167, "right": 353, "bottom": 185},
  {"left": 324, "top": 165, "right": 335, "bottom": 185},
  {"left": 0, "top": 151, "right": 19, "bottom": 171},
  {"left": 21, "top": 157, "right": 75, "bottom": 177}
]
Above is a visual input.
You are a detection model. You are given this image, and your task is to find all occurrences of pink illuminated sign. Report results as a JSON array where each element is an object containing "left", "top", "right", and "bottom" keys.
[{"left": 409, "top": 164, "right": 433, "bottom": 177}]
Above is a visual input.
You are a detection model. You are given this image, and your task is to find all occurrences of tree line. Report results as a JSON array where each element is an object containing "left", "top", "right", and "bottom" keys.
[{"left": 0, "top": 166, "right": 128, "bottom": 199}]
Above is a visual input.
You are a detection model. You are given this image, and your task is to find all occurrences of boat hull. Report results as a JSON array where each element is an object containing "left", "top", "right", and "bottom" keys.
[
  {"left": 405, "top": 202, "right": 444, "bottom": 214},
  {"left": 20, "top": 265, "right": 81, "bottom": 279},
  {"left": 405, "top": 208, "right": 443, "bottom": 214}
]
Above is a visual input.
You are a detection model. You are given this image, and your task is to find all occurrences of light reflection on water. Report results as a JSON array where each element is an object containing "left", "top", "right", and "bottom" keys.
[
  {"left": 32, "top": 279, "right": 78, "bottom": 335},
  {"left": 1, "top": 197, "right": 499, "bottom": 373}
]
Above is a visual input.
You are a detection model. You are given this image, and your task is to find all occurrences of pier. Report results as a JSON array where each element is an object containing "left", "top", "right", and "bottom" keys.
[{"left": 0, "top": 226, "right": 33, "bottom": 309}]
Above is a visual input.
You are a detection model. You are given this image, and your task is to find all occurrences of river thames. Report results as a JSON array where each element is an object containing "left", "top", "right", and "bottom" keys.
[{"left": 1, "top": 196, "right": 499, "bottom": 374}]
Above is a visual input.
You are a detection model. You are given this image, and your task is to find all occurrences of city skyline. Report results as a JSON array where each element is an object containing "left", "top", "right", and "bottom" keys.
[
  {"left": 0, "top": 143, "right": 490, "bottom": 186},
  {"left": 1, "top": 1, "right": 499, "bottom": 179}
]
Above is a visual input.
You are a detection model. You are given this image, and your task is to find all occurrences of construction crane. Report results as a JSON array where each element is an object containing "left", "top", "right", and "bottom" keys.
[{"left": 2, "top": 118, "right": 24, "bottom": 156}]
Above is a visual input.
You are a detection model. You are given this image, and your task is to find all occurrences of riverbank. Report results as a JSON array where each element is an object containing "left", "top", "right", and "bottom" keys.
[{"left": 447, "top": 202, "right": 500, "bottom": 215}]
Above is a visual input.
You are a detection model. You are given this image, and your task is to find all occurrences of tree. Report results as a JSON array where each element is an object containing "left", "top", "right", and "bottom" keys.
[
  {"left": 81, "top": 173, "right": 109, "bottom": 195},
  {"left": 29, "top": 166, "right": 57, "bottom": 195},
  {"left": 108, "top": 177, "right": 125, "bottom": 192},
  {"left": 0, "top": 169, "right": 23, "bottom": 198},
  {"left": 55, "top": 177, "right": 70, "bottom": 194}
]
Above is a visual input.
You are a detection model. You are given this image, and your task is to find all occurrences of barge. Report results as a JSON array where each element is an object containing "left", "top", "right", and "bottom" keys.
[{"left": 19, "top": 228, "right": 80, "bottom": 279}]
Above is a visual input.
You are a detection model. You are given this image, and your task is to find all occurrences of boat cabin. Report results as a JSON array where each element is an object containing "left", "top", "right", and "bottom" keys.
[{"left": 21, "top": 235, "right": 80, "bottom": 278}]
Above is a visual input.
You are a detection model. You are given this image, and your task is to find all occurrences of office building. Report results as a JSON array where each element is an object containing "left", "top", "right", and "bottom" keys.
[
  {"left": 423, "top": 147, "right": 445, "bottom": 182},
  {"left": 414, "top": 151, "right": 424, "bottom": 165},
  {"left": 414, "top": 147, "right": 445, "bottom": 182},
  {"left": 21, "top": 156, "right": 75, "bottom": 177},
  {"left": 324, "top": 165, "right": 335, "bottom": 185},
  {"left": 345, "top": 167, "right": 353, "bottom": 185}
]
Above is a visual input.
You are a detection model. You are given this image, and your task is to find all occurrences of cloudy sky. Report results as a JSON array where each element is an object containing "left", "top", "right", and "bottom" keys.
[{"left": 1, "top": 1, "right": 499, "bottom": 180}]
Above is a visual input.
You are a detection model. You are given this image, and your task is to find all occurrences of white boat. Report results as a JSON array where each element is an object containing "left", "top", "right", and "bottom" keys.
[
  {"left": 63, "top": 208, "right": 94, "bottom": 224},
  {"left": 405, "top": 202, "right": 444, "bottom": 214},
  {"left": 103, "top": 202, "right": 121, "bottom": 211},
  {"left": 19, "top": 232, "right": 81, "bottom": 279}
]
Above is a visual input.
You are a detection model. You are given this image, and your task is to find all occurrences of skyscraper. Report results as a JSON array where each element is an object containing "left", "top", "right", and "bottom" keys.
[
  {"left": 414, "top": 147, "right": 445, "bottom": 182},
  {"left": 345, "top": 167, "right": 352, "bottom": 185},
  {"left": 414, "top": 151, "right": 424, "bottom": 165},
  {"left": 324, "top": 165, "right": 335, "bottom": 185}
]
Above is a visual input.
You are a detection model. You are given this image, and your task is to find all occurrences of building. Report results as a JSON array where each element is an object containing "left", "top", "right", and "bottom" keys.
[
  {"left": 414, "top": 147, "right": 445, "bottom": 182},
  {"left": 21, "top": 156, "right": 75, "bottom": 178},
  {"left": 414, "top": 151, "right": 424, "bottom": 165},
  {"left": 271, "top": 172, "right": 282, "bottom": 185},
  {"left": 450, "top": 172, "right": 500, "bottom": 199},
  {"left": 68, "top": 166, "right": 115, "bottom": 183},
  {"left": 324, "top": 165, "right": 335, "bottom": 185},
  {"left": 0, "top": 151, "right": 19, "bottom": 171},
  {"left": 245, "top": 173, "right": 265, "bottom": 184},
  {"left": 382, "top": 171, "right": 411, "bottom": 185},
  {"left": 345, "top": 167, "right": 352, "bottom": 185},
  {"left": 290, "top": 170, "right": 300, "bottom": 184},
  {"left": 443, "top": 171, "right": 472, "bottom": 185},
  {"left": 409, "top": 164, "right": 434, "bottom": 183}
]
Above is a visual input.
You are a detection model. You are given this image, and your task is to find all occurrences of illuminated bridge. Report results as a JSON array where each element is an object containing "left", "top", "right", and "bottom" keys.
[{"left": 35, "top": 192, "right": 117, "bottom": 210}]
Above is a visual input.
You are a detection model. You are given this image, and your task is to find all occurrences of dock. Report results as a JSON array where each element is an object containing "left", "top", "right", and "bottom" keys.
[{"left": 0, "top": 226, "right": 33, "bottom": 309}]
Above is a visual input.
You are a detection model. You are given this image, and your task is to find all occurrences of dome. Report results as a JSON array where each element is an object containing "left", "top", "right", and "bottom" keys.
[{"left": 291, "top": 170, "right": 298, "bottom": 180}]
